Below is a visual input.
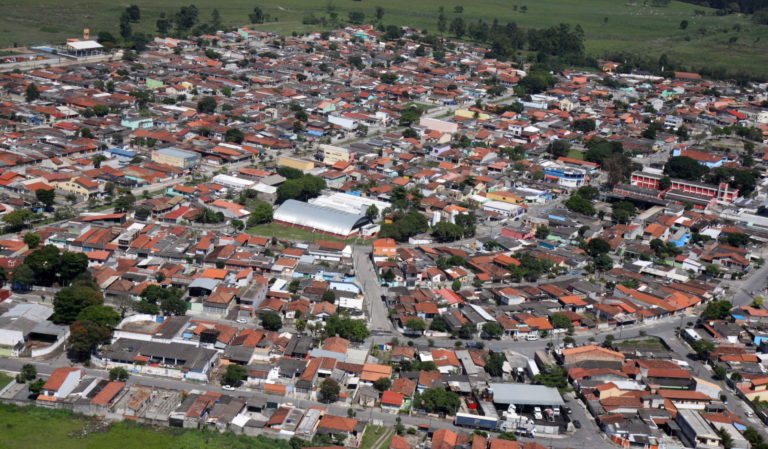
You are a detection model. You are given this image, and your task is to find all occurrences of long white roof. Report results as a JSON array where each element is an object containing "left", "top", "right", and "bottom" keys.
[{"left": 66, "top": 40, "right": 103, "bottom": 50}]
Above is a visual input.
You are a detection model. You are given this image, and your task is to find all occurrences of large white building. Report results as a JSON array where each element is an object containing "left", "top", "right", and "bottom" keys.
[
  {"left": 309, "top": 192, "right": 389, "bottom": 219},
  {"left": 273, "top": 199, "right": 371, "bottom": 237}
]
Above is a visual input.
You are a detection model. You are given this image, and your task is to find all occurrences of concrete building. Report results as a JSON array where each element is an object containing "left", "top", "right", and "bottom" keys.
[
  {"left": 151, "top": 147, "right": 201, "bottom": 169},
  {"left": 320, "top": 144, "right": 351, "bottom": 165}
]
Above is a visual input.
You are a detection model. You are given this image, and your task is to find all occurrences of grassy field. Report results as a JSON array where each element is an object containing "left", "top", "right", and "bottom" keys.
[
  {"left": 246, "top": 222, "right": 370, "bottom": 243},
  {"left": 0, "top": 372, "right": 12, "bottom": 390},
  {"left": 0, "top": 403, "right": 290, "bottom": 449},
  {"left": 0, "top": 0, "right": 766, "bottom": 74},
  {"left": 566, "top": 149, "right": 585, "bottom": 160},
  {"left": 359, "top": 425, "right": 393, "bottom": 449},
  {"left": 614, "top": 337, "right": 668, "bottom": 350}
]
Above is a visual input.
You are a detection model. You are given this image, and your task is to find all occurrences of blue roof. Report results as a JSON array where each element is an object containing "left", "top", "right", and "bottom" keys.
[{"left": 106, "top": 148, "right": 138, "bottom": 158}]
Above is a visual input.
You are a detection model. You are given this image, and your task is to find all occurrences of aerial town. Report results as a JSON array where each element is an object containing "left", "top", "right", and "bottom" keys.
[{"left": 0, "top": 19, "right": 768, "bottom": 449}]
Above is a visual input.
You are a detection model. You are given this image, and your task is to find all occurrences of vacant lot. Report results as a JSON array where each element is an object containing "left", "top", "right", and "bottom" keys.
[
  {"left": 0, "top": 0, "right": 766, "bottom": 75},
  {"left": 0, "top": 403, "right": 289, "bottom": 449}
]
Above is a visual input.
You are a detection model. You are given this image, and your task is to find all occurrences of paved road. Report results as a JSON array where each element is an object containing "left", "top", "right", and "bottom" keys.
[
  {"left": 352, "top": 245, "right": 395, "bottom": 334},
  {"left": 724, "top": 258, "right": 768, "bottom": 307}
]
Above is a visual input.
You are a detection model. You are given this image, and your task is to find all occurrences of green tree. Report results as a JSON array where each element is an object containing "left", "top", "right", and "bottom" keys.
[
  {"left": 125, "top": 5, "right": 141, "bottom": 22},
  {"left": 701, "top": 300, "right": 732, "bottom": 320},
  {"left": 365, "top": 204, "right": 379, "bottom": 220},
  {"left": 405, "top": 318, "right": 426, "bottom": 332},
  {"left": 482, "top": 322, "right": 503, "bottom": 339},
  {"left": 533, "top": 365, "right": 571, "bottom": 392},
  {"left": 247, "top": 201, "right": 273, "bottom": 226},
  {"left": 564, "top": 194, "right": 596, "bottom": 216},
  {"left": 197, "top": 96, "right": 217, "bottom": 114},
  {"left": 373, "top": 376, "right": 392, "bottom": 392},
  {"left": 690, "top": 339, "right": 715, "bottom": 358},
  {"left": 113, "top": 194, "right": 135, "bottom": 213},
  {"left": 585, "top": 238, "right": 611, "bottom": 257},
  {"left": 225, "top": 128, "right": 244, "bottom": 143},
  {"left": 119, "top": 11, "right": 132, "bottom": 39},
  {"left": 717, "top": 427, "right": 734, "bottom": 449},
  {"left": 20, "top": 364, "right": 37, "bottom": 381},
  {"left": 450, "top": 17, "right": 466, "bottom": 37},
  {"left": 194, "top": 207, "right": 225, "bottom": 224},
  {"left": 321, "top": 289, "right": 336, "bottom": 303},
  {"left": 52, "top": 286, "right": 104, "bottom": 324},
  {"left": 23, "top": 233, "right": 41, "bottom": 249},
  {"left": 432, "top": 222, "right": 464, "bottom": 243},
  {"left": 429, "top": 315, "right": 447, "bottom": 332},
  {"left": 92, "top": 154, "right": 107, "bottom": 168},
  {"left": 249, "top": 6, "right": 265, "bottom": 24},
  {"left": 573, "top": 118, "right": 596, "bottom": 132},
  {"left": 319, "top": 378, "right": 340, "bottom": 402},
  {"left": 348, "top": 11, "right": 365, "bottom": 25},
  {"left": 417, "top": 387, "right": 461, "bottom": 415},
  {"left": 3, "top": 209, "right": 36, "bottom": 232},
  {"left": 458, "top": 322, "right": 476, "bottom": 339},
  {"left": 68, "top": 319, "right": 111, "bottom": 358},
  {"left": 548, "top": 140, "right": 571, "bottom": 158},
  {"left": 27, "top": 378, "right": 45, "bottom": 397},
  {"left": 451, "top": 279, "right": 462, "bottom": 292},
  {"left": 324, "top": 314, "right": 370, "bottom": 341},
  {"left": 222, "top": 364, "right": 247, "bottom": 387},
  {"left": 260, "top": 311, "right": 282, "bottom": 331},
  {"left": 550, "top": 313, "right": 573, "bottom": 330},
  {"left": 25, "top": 83, "right": 40, "bottom": 103},
  {"left": 485, "top": 352, "right": 505, "bottom": 377},
  {"left": 77, "top": 305, "right": 120, "bottom": 328},
  {"left": 160, "top": 295, "right": 187, "bottom": 316},
  {"left": 11, "top": 264, "right": 35, "bottom": 289},
  {"left": 109, "top": 366, "right": 129, "bottom": 381},
  {"left": 594, "top": 254, "right": 614, "bottom": 271},
  {"left": 664, "top": 156, "right": 708, "bottom": 181},
  {"left": 535, "top": 225, "right": 550, "bottom": 240},
  {"left": 659, "top": 176, "right": 672, "bottom": 190}
]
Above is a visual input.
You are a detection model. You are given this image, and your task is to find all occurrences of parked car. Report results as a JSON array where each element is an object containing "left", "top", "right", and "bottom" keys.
[{"left": 222, "top": 385, "right": 236, "bottom": 391}]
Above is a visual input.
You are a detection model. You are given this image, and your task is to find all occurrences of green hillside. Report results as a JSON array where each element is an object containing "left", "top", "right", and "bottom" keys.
[{"left": 1, "top": 0, "right": 767, "bottom": 75}]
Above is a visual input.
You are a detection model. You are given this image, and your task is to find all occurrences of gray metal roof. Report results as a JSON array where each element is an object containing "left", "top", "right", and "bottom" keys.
[
  {"left": 155, "top": 147, "right": 200, "bottom": 160},
  {"left": 489, "top": 382, "right": 565, "bottom": 406},
  {"left": 273, "top": 199, "right": 370, "bottom": 236}
]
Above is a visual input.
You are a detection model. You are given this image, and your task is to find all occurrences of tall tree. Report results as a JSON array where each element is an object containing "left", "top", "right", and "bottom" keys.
[
  {"left": 25, "top": 83, "right": 40, "bottom": 103},
  {"left": 125, "top": 5, "right": 141, "bottom": 22},
  {"left": 119, "top": 11, "right": 132, "bottom": 39},
  {"left": 52, "top": 285, "right": 104, "bottom": 324}
]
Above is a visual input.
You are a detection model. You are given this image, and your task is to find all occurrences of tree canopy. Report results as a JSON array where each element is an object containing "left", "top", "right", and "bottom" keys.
[
  {"left": 664, "top": 156, "right": 708, "bottom": 181},
  {"left": 276, "top": 175, "right": 326, "bottom": 203},
  {"left": 379, "top": 211, "right": 428, "bottom": 242},
  {"left": 417, "top": 387, "right": 461, "bottom": 415},
  {"left": 52, "top": 285, "right": 104, "bottom": 324},
  {"left": 324, "top": 314, "right": 369, "bottom": 341}
]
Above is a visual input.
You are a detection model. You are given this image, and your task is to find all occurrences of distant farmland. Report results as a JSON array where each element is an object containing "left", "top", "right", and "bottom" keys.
[{"left": 1, "top": 0, "right": 766, "bottom": 76}]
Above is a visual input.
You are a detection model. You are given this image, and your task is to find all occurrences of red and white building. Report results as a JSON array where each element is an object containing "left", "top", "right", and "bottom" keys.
[{"left": 630, "top": 172, "right": 739, "bottom": 204}]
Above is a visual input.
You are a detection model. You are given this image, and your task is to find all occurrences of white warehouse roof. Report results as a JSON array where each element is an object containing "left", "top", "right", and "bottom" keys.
[
  {"left": 489, "top": 383, "right": 564, "bottom": 406},
  {"left": 309, "top": 192, "right": 389, "bottom": 217},
  {"left": 66, "top": 40, "right": 103, "bottom": 51},
  {"left": 273, "top": 199, "right": 370, "bottom": 237}
]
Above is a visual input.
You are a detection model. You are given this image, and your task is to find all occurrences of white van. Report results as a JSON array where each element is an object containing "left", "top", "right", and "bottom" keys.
[{"left": 526, "top": 334, "right": 539, "bottom": 341}]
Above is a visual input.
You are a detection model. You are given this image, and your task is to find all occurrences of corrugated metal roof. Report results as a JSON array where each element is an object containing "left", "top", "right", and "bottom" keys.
[{"left": 273, "top": 199, "right": 369, "bottom": 236}]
